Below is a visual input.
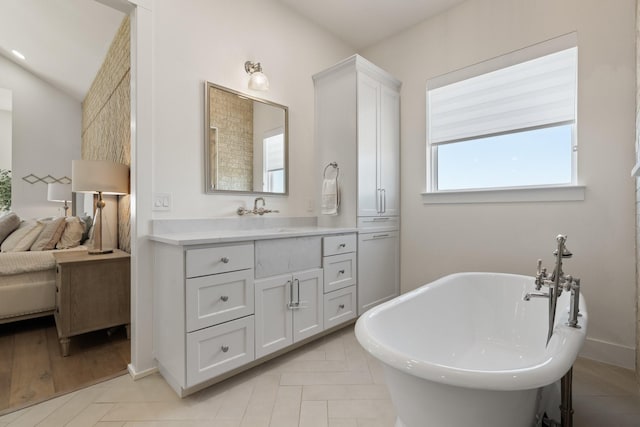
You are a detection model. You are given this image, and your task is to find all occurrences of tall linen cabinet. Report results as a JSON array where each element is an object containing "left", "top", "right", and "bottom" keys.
[{"left": 314, "top": 55, "right": 401, "bottom": 315}]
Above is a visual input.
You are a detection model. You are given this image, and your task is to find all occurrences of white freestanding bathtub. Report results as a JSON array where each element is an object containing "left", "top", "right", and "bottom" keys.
[{"left": 355, "top": 272, "right": 587, "bottom": 427}]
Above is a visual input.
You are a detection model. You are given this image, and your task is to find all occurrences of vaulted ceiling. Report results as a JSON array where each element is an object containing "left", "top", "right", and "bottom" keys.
[{"left": 0, "top": 0, "right": 465, "bottom": 101}]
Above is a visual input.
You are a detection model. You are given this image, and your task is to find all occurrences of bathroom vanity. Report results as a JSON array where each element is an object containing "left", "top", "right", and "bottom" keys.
[{"left": 150, "top": 219, "right": 357, "bottom": 396}]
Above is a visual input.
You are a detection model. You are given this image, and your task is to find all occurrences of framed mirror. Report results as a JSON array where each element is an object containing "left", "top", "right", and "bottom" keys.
[{"left": 205, "top": 82, "right": 288, "bottom": 194}]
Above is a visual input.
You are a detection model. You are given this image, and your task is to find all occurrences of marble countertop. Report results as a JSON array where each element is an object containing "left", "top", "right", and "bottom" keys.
[{"left": 149, "top": 226, "right": 359, "bottom": 246}]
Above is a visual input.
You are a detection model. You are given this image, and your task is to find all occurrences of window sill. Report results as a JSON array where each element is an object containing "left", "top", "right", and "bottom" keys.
[{"left": 421, "top": 185, "right": 585, "bottom": 204}]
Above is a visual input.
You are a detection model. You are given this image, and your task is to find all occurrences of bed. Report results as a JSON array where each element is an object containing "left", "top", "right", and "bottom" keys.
[{"left": 0, "top": 247, "right": 90, "bottom": 324}]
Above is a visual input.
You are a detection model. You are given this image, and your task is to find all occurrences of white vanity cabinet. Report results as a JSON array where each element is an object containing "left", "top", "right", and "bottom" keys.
[
  {"left": 151, "top": 224, "right": 359, "bottom": 397},
  {"left": 254, "top": 268, "right": 324, "bottom": 358},
  {"left": 322, "top": 234, "right": 357, "bottom": 329},
  {"left": 254, "top": 236, "right": 324, "bottom": 358},
  {"left": 154, "top": 242, "right": 255, "bottom": 395}
]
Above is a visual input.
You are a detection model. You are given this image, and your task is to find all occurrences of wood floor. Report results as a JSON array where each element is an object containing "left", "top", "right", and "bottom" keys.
[{"left": 0, "top": 315, "right": 129, "bottom": 414}]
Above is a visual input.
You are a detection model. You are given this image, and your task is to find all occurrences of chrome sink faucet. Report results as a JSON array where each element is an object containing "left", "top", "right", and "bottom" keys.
[
  {"left": 525, "top": 235, "right": 582, "bottom": 344},
  {"left": 237, "top": 197, "right": 280, "bottom": 216}
]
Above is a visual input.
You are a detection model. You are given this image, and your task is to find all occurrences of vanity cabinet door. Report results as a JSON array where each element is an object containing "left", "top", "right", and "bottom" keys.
[
  {"left": 254, "top": 268, "right": 324, "bottom": 359},
  {"left": 254, "top": 274, "right": 293, "bottom": 358},
  {"left": 292, "top": 268, "right": 324, "bottom": 343}
]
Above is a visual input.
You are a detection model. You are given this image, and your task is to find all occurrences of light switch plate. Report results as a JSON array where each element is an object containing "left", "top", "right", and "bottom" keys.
[{"left": 153, "top": 193, "right": 171, "bottom": 211}]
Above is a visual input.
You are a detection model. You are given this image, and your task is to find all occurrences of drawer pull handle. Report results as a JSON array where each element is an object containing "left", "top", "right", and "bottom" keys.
[
  {"left": 220, "top": 296, "right": 229, "bottom": 302},
  {"left": 338, "top": 269, "right": 345, "bottom": 275},
  {"left": 221, "top": 345, "right": 229, "bottom": 353},
  {"left": 339, "top": 243, "right": 346, "bottom": 248},
  {"left": 338, "top": 304, "right": 345, "bottom": 310},
  {"left": 221, "top": 257, "right": 230, "bottom": 264}
]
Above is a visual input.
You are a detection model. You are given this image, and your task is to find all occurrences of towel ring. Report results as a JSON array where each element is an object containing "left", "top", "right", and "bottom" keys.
[{"left": 323, "top": 162, "right": 339, "bottom": 179}]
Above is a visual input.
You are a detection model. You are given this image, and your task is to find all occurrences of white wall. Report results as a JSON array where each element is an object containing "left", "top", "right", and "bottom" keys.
[
  {"left": 362, "top": 0, "right": 637, "bottom": 368},
  {"left": 152, "top": 0, "right": 353, "bottom": 219},
  {"left": 0, "top": 109, "right": 11, "bottom": 171},
  {"left": 0, "top": 55, "right": 81, "bottom": 219}
]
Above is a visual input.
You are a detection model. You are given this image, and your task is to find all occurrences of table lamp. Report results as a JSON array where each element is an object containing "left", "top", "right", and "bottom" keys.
[
  {"left": 72, "top": 160, "right": 129, "bottom": 254},
  {"left": 47, "top": 183, "right": 72, "bottom": 216}
]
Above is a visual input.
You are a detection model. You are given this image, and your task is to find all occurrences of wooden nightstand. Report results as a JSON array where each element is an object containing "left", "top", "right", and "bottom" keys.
[{"left": 53, "top": 249, "right": 131, "bottom": 357}]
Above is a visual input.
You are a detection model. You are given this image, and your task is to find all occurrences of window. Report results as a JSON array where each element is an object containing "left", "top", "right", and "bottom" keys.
[
  {"left": 426, "top": 33, "right": 578, "bottom": 198},
  {"left": 263, "top": 129, "right": 285, "bottom": 193}
]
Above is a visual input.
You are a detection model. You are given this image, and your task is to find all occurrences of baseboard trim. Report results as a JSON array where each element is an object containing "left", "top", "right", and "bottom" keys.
[
  {"left": 127, "top": 363, "right": 158, "bottom": 380},
  {"left": 579, "top": 337, "right": 636, "bottom": 370}
]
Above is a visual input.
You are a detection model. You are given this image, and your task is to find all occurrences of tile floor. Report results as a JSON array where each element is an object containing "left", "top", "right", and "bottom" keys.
[{"left": 0, "top": 326, "right": 638, "bottom": 427}]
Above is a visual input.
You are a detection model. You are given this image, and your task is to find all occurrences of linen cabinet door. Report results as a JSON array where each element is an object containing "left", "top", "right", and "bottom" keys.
[
  {"left": 292, "top": 268, "right": 324, "bottom": 343},
  {"left": 254, "top": 274, "right": 293, "bottom": 358},
  {"left": 379, "top": 84, "right": 400, "bottom": 216},
  {"left": 357, "top": 72, "right": 381, "bottom": 217}
]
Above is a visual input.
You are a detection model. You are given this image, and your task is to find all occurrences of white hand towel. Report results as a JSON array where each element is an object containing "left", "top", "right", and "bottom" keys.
[{"left": 321, "top": 178, "right": 338, "bottom": 215}]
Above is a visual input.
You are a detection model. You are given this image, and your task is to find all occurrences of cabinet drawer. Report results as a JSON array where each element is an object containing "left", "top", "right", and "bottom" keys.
[
  {"left": 186, "top": 315, "right": 254, "bottom": 387},
  {"left": 357, "top": 216, "right": 399, "bottom": 229},
  {"left": 323, "top": 234, "right": 356, "bottom": 256},
  {"left": 186, "top": 269, "right": 254, "bottom": 332},
  {"left": 323, "top": 253, "right": 356, "bottom": 293},
  {"left": 324, "top": 286, "right": 357, "bottom": 330},
  {"left": 186, "top": 243, "right": 254, "bottom": 278}
]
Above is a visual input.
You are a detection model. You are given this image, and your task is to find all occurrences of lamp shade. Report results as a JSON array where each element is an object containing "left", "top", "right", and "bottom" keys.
[
  {"left": 47, "top": 183, "right": 72, "bottom": 202},
  {"left": 72, "top": 160, "right": 129, "bottom": 194}
]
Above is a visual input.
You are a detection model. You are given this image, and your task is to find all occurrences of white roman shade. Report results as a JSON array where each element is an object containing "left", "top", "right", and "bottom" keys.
[
  {"left": 427, "top": 34, "right": 577, "bottom": 145},
  {"left": 264, "top": 133, "right": 284, "bottom": 172}
]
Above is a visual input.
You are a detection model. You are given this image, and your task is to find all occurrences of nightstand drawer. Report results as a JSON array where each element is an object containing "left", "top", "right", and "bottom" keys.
[
  {"left": 324, "top": 285, "right": 356, "bottom": 330},
  {"left": 186, "top": 315, "right": 254, "bottom": 387},
  {"left": 186, "top": 243, "right": 254, "bottom": 278},
  {"left": 323, "top": 234, "right": 356, "bottom": 256},
  {"left": 186, "top": 269, "right": 254, "bottom": 332},
  {"left": 323, "top": 252, "right": 356, "bottom": 293}
]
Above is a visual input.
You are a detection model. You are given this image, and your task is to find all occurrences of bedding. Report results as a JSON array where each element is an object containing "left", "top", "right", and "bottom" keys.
[{"left": 0, "top": 212, "right": 93, "bottom": 323}]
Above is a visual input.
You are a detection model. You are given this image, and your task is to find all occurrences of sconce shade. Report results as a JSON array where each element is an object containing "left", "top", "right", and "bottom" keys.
[
  {"left": 245, "top": 61, "right": 269, "bottom": 91},
  {"left": 72, "top": 160, "right": 129, "bottom": 195},
  {"left": 47, "top": 183, "right": 72, "bottom": 202}
]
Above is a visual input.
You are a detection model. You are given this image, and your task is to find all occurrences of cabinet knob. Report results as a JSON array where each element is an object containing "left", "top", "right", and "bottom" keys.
[
  {"left": 220, "top": 295, "right": 229, "bottom": 302},
  {"left": 338, "top": 269, "right": 345, "bottom": 275},
  {"left": 221, "top": 345, "right": 229, "bottom": 353},
  {"left": 221, "top": 257, "right": 230, "bottom": 264},
  {"left": 338, "top": 304, "right": 345, "bottom": 310},
  {"left": 339, "top": 243, "right": 346, "bottom": 248}
]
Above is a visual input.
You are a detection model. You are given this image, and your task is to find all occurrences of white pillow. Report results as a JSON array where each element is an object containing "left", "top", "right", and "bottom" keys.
[
  {"left": 56, "top": 217, "right": 86, "bottom": 249},
  {"left": 1, "top": 220, "right": 45, "bottom": 252},
  {"left": 31, "top": 217, "right": 67, "bottom": 251}
]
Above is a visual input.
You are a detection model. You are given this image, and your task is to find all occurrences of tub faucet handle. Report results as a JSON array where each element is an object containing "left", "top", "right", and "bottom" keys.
[{"left": 535, "top": 259, "right": 547, "bottom": 290}]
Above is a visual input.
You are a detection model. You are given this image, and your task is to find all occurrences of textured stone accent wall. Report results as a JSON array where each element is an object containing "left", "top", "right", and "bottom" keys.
[
  {"left": 209, "top": 86, "right": 254, "bottom": 191},
  {"left": 82, "top": 16, "right": 130, "bottom": 252}
]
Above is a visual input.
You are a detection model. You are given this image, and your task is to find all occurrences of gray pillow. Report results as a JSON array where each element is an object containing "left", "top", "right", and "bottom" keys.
[{"left": 0, "top": 212, "right": 20, "bottom": 244}]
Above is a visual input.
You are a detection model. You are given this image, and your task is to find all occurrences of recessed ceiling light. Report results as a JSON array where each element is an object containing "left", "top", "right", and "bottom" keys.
[{"left": 11, "top": 49, "right": 25, "bottom": 60}]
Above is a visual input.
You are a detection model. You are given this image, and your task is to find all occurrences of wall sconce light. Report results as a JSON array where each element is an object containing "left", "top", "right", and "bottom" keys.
[
  {"left": 245, "top": 61, "right": 269, "bottom": 91},
  {"left": 47, "top": 183, "right": 72, "bottom": 216}
]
